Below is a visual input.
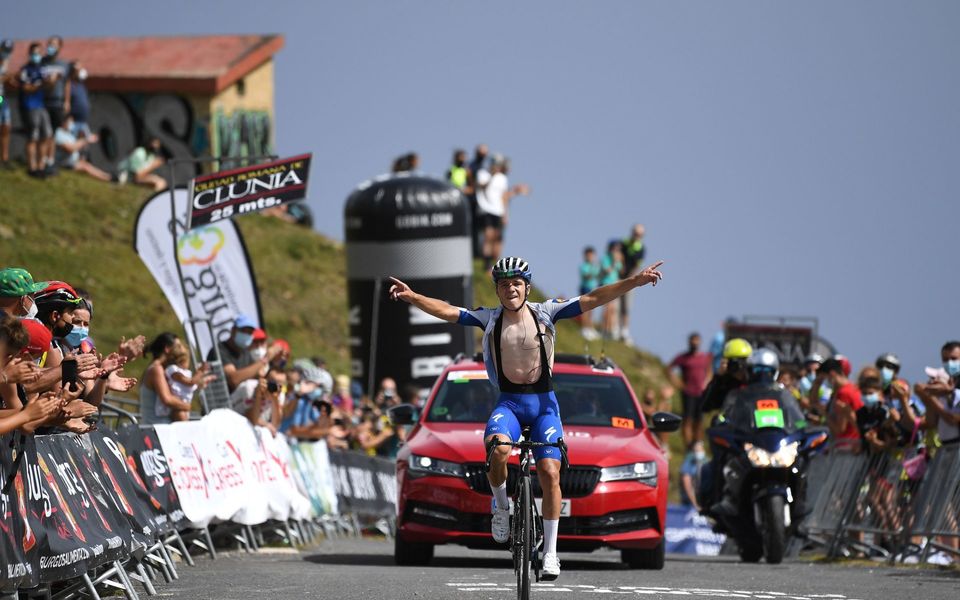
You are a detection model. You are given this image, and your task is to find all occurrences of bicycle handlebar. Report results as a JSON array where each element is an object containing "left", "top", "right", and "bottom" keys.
[{"left": 485, "top": 437, "right": 570, "bottom": 473}]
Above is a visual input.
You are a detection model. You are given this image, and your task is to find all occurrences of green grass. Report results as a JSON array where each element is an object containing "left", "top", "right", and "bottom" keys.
[{"left": 0, "top": 169, "right": 685, "bottom": 497}]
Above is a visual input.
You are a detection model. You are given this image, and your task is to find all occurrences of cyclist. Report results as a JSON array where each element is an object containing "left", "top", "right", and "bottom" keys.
[{"left": 389, "top": 255, "right": 664, "bottom": 580}]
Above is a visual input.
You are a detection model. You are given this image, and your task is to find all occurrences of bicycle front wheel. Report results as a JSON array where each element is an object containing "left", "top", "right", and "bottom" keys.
[{"left": 517, "top": 476, "right": 531, "bottom": 600}]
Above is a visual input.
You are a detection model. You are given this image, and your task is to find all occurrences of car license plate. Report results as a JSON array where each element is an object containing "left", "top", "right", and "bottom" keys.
[{"left": 508, "top": 498, "right": 571, "bottom": 517}]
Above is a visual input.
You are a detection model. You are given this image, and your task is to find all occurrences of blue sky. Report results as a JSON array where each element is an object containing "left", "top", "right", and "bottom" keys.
[{"left": 12, "top": 1, "right": 959, "bottom": 381}]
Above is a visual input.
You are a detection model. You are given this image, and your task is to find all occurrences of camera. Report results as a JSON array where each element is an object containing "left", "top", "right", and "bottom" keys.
[{"left": 266, "top": 381, "right": 279, "bottom": 393}]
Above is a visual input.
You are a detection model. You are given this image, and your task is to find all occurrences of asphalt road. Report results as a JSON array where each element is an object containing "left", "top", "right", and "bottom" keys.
[{"left": 158, "top": 538, "right": 958, "bottom": 600}]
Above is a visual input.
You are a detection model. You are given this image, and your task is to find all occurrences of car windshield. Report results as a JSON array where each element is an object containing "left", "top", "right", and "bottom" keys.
[{"left": 426, "top": 371, "right": 643, "bottom": 429}]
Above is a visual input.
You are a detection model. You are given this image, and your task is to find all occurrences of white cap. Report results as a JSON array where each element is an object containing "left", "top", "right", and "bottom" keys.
[{"left": 924, "top": 366, "right": 950, "bottom": 384}]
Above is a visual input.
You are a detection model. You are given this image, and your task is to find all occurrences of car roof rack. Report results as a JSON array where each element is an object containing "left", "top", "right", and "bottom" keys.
[{"left": 555, "top": 353, "right": 618, "bottom": 370}]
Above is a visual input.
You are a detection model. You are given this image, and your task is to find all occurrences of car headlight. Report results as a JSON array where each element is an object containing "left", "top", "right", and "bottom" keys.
[
  {"left": 599, "top": 462, "right": 657, "bottom": 486},
  {"left": 408, "top": 454, "right": 465, "bottom": 477},
  {"left": 744, "top": 441, "right": 799, "bottom": 468}
]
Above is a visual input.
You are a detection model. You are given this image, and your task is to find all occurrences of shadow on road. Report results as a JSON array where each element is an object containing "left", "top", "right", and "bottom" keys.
[{"left": 302, "top": 552, "right": 733, "bottom": 571}]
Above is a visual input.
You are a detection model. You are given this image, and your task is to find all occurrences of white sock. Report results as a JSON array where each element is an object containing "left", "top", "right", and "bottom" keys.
[
  {"left": 492, "top": 481, "right": 509, "bottom": 511},
  {"left": 543, "top": 519, "right": 559, "bottom": 555}
]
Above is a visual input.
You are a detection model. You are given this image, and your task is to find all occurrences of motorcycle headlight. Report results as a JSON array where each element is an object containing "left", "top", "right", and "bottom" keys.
[
  {"left": 599, "top": 462, "right": 657, "bottom": 486},
  {"left": 408, "top": 455, "right": 465, "bottom": 478},
  {"left": 744, "top": 441, "right": 799, "bottom": 468}
]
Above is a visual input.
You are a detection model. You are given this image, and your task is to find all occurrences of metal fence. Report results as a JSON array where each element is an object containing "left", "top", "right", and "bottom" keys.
[{"left": 800, "top": 442, "right": 960, "bottom": 563}]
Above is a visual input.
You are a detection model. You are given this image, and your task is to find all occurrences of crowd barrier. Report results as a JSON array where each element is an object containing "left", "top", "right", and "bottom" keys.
[
  {"left": 801, "top": 442, "right": 960, "bottom": 563},
  {"left": 0, "top": 408, "right": 399, "bottom": 599}
]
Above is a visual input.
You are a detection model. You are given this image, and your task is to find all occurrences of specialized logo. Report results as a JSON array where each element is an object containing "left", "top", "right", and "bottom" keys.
[
  {"left": 491, "top": 413, "right": 505, "bottom": 423},
  {"left": 177, "top": 226, "right": 225, "bottom": 266},
  {"left": 544, "top": 426, "right": 557, "bottom": 443}
]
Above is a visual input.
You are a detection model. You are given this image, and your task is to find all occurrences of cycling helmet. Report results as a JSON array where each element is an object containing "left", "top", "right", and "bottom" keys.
[
  {"left": 722, "top": 338, "right": 753, "bottom": 360},
  {"left": 747, "top": 348, "right": 780, "bottom": 382},
  {"left": 803, "top": 352, "right": 824, "bottom": 366},
  {"left": 492, "top": 257, "right": 532, "bottom": 283},
  {"left": 875, "top": 352, "right": 901, "bottom": 372},
  {"left": 34, "top": 281, "right": 80, "bottom": 304}
]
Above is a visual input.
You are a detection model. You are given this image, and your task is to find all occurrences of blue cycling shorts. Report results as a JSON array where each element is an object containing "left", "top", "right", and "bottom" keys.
[{"left": 484, "top": 391, "right": 563, "bottom": 462}]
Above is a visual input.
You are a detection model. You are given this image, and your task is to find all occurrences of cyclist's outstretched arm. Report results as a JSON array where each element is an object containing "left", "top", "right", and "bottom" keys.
[
  {"left": 388, "top": 276, "right": 461, "bottom": 323},
  {"left": 579, "top": 260, "right": 664, "bottom": 312}
]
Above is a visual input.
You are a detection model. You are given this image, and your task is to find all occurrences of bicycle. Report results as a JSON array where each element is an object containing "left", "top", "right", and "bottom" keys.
[{"left": 485, "top": 426, "right": 569, "bottom": 600}]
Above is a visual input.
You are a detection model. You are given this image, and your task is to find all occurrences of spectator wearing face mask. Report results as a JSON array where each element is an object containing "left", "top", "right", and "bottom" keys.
[
  {"left": 19, "top": 42, "right": 53, "bottom": 177},
  {"left": 679, "top": 441, "right": 707, "bottom": 512},
  {"left": 374, "top": 377, "right": 398, "bottom": 408},
  {"left": 0, "top": 267, "right": 47, "bottom": 320},
  {"left": 281, "top": 360, "right": 333, "bottom": 440},
  {"left": 40, "top": 35, "right": 69, "bottom": 173},
  {"left": 914, "top": 342, "right": 960, "bottom": 446},
  {"left": 67, "top": 61, "right": 91, "bottom": 138},
  {"left": 54, "top": 113, "right": 113, "bottom": 182},
  {"left": 0, "top": 315, "right": 61, "bottom": 435},
  {"left": 0, "top": 39, "right": 14, "bottom": 169},
  {"left": 230, "top": 367, "right": 285, "bottom": 434},
  {"left": 207, "top": 315, "right": 276, "bottom": 393}
]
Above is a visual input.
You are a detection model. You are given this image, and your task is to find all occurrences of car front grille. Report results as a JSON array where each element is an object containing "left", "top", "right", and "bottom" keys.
[
  {"left": 404, "top": 500, "right": 659, "bottom": 536},
  {"left": 463, "top": 463, "right": 600, "bottom": 498}
]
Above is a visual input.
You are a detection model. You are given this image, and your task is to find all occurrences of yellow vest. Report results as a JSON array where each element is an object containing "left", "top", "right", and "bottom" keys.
[{"left": 449, "top": 166, "right": 468, "bottom": 189}]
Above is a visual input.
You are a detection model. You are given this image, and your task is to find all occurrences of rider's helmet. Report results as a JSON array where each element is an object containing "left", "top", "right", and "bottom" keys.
[
  {"left": 875, "top": 352, "right": 901, "bottom": 373},
  {"left": 723, "top": 338, "right": 753, "bottom": 360},
  {"left": 492, "top": 256, "right": 532, "bottom": 284},
  {"left": 747, "top": 348, "right": 780, "bottom": 383}
]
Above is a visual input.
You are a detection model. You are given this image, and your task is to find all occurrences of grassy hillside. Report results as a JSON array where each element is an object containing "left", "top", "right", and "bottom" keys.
[{"left": 0, "top": 169, "right": 684, "bottom": 494}]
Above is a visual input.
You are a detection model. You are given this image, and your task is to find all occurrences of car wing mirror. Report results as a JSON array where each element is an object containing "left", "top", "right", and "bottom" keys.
[
  {"left": 649, "top": 411, "right": 681, "bottom": 433},
  {"left": 387, "top": 403, "right": 418, "bottom": 426}
]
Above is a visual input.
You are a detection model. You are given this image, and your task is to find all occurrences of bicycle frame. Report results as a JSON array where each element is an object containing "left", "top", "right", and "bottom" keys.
[{"left": 485, "top": 429, "right": 569, "bottom": 600}]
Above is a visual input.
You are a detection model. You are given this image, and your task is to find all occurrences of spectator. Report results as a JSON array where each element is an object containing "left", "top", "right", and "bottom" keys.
[
  {"left": 269, "top": 338, "right": 291, "bottom": 371},
  {"left": 475, "top": 154, "right": 530, "bottom": 268},
  {"left": 332, "top": 374, "right": 354, "bottom": 415},
  {"left": 679, "top": 441, "right": 707, "bottom": 512},
  {"left": 0, "top": 267, "right": 47, "bottom": 319},
  {"left": 326, "top": 407, "right": 352, "bottom": 450},
  {"left": 446, "top": 148, "right": 470, "bottom": 191},
  {"left": 669, "top": 332, "right": 713, "bottom": 446},
  {"left": 207, "top": 315, "right": 279, "bottom": 393},
  {"left": 578, "top": 246, "right": 600, "bottom": 340},
  {"left": 0, "top": 314, "right": 61, "bottom": 435},
  {"left": 140, "top": 333, "right": 191, "bottom": 425},
  {"left": 819, "top": 358, "right": 863, "bottom": 451},
  {"left": 618, "top": 224, "right": 646, "bottom": 345},
  {"left": 54, "top": 113, "right": 113, "bottom": 182},
  {"left": 281, "top": 362, "right": 333, "bottom": 440},
  {"left": 640, "top": 387, "right": 672, "bottom": 449},
  {"left": 599, "top": 240, "right": 623, "bottom": 340},
  {"left": 374, "top": 376, "right": 399, "bottom": 408},
  {"left": 355, "top": 409, "right": 400, "bottom": 459},
  {"left": 67, "top": 61, "right": 91, "bottom": 138},
  {"left": 117, "top": 136, "right": 167, "bottom": 191},
  {"left": 229, "top": 367, "right": 285, "bottom": 433},
  {"left": 391, "top": 152, "right": 419, "bottom": 173},
  {"left": 0, "top": 39, "right": 13, "bottom": 169},
  {"left": 19, "top": 42, "right": 53, "bottom": 177},
  {"left": 777, "top": 366, "right": 801, "bottom": 402},
  {"left": 467, "top": 144, "right": 489, "bottom": 257},
  {"left": 914, "top": 342, "right": 960, "bottom": 445},
  {"left": 40, "top": 35, "right": 70, "bottom": 174},
  {"left": 400, "top": 382, "right": 421, "bottom": 409},
  {"left": 163, "top": 342, "right": 213, "bottom": 422}
]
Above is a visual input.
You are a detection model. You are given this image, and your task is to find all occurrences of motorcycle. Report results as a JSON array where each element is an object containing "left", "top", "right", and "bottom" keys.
[{"left": 702, "top": 393, "right": 828, "bottom": 564}]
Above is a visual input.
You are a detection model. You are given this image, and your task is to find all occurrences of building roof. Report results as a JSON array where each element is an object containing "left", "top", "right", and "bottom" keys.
[{"left": 12, "top": 34, "right": 284, "bottom": 95}]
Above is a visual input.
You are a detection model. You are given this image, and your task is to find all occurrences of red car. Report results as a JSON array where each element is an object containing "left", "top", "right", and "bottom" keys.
[{"left": 390, "top": 353, "right": 681, "bottom": 569}]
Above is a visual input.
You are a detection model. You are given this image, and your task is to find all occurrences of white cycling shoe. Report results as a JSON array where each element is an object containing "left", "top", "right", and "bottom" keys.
[
  {"left": 491, "top": 508, "right": 510, "bottom": 543},
  {"left": 541, "top": 553, "right": 560, "bottom": 580}
]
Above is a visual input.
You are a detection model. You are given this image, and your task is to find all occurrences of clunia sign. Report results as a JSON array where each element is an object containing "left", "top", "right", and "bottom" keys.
[{"left": 187, "top": 153, "right": 312, "bottom": 228}]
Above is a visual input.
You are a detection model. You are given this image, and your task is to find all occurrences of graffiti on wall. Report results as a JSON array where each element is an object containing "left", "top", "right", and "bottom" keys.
[{"left": 7, "top": 93, "right": 272, "bottom": 184}]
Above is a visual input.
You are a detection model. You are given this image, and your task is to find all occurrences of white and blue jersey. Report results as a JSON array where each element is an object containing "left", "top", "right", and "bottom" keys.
[{"left": 457, "top": 298, "right": 583, "bottom": 461}]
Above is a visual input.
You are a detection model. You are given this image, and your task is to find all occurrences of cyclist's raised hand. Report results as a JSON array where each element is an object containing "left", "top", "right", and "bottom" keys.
[
  {"left": 634, "top": 260, "right": 664, "bottom": 288},
  {"left": 388, "top": 277, "right": 414, "bottom": 303}
]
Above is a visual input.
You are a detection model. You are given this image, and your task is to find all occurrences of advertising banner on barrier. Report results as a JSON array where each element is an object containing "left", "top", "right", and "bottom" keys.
[
  {"left": 255, "top": 429, "right": 313, "bottom": 522},
  {"left": 133, "top": 188, "right": 263, "bottom": 361},
  {"left": 187, "top": 153, "right": 312, "bottom": 229},
  {"left": 328, "top": 450, "right": 396, "bottom": 517},
  {"left": 0, "top": 432, "right": 39, "bottom": 590},
  {"left": 33, "top": 434, "right": 130, "bottom": 582},
  {"left": 664, "top": 505, "right": 726, "bottom": 556},
  {"left": 117, "top": 425, "right": 186, "bottom": 530},
  {"left": 89, "top": 431, "right": 169, "bottom": 543},
  {"left": 288, "top": 441, "right": 339, "bottom": 517},
  {"left": 153, "top": 418, "right": 247, "bottom": 527}
]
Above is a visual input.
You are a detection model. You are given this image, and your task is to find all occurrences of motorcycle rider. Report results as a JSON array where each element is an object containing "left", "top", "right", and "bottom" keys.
[
  {"left": 698, "top": 338, "right": 753, "bottom": 517},
  {"left": 703, "top": 347, "right": 806, "bottom": 518}
]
